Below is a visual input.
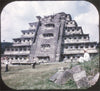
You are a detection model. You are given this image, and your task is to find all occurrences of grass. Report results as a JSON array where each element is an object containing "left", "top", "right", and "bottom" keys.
[
  {"left": 1, "top": 62, "right": 77, "bottom": 90},
  {"left": 78, "top": 54, "right": 99, "bottom": 76},
  {"left": 1, "top": 54, "right": 99, "bottom": 90},
  {"left": 69, "top": 54, "right": 99, "bottom": 76}
]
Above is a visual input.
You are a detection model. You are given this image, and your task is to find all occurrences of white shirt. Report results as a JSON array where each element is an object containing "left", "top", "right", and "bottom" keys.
[
  {"left": 5, "top": 60, "right": 8, "bottom": 65},
  {"left": 78, "top": 52, "right": 90, "bottom": 63},
  {"left": 83, "top": 52, "right": 90, "bottom": 61}
]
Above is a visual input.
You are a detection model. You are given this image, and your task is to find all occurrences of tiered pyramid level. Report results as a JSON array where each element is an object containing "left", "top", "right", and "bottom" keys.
[{"left": 3, "top": 12, "right": 98, "bottom": 64}]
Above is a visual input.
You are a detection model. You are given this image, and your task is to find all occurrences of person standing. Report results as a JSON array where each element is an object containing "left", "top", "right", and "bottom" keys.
[
  {"left": 32, "top": 61, "right": 36, "bottom": 69},
  {"left": 5, "top": 57, "right": 9, "bottom": 72}
]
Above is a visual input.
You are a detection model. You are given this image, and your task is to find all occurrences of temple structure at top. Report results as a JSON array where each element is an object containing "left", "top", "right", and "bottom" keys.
[{"left": 3, "top": 12, "right": 98, "bottom": 64}]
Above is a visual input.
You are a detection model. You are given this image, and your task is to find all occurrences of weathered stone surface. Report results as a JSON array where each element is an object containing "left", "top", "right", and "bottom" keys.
[
  {"left": 54, "top": 71, "right": 64, "bottom": 85},
  {"left": 61, "top": 69, "right": 73, "bottom": 84},
  {"left": 73, "top": 70, "right": 90, "bottom": 88},
  {"left": 50, "top": 64, "right": 98, "bottom": 89},
  {"left": 55, "top": 69, "right": 72, "bottom": 85},
  {"left": 49, "top": 71, "right": 61, "bottom": 82},
  {"left": 88, "top": 72, "right": 99, "bottom": 86},
  {"left": 2, "top": 12, "right": 98, "bottom": 65},
  {"left": 73, "top": 71, "right": 86, "bottom": 82},
  {"left": 75, "top": 77, "right": 90, "bottom": 88},
  {"left": 50, "top": 65, "right": 84, "bottom": 85},
  {"left": 71, "top": 65, "right": 82, "bottom": 74},
  {"left": 49, "top": 67, "right": 67, "bottom": 82}
]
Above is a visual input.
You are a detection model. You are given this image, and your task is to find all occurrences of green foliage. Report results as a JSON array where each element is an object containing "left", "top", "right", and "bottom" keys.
[
  {"left": 77, "top": 54, "right": 99, "bottom": 76},
  {"left": 65, "top": 79, "right": 77, "bottom": 88}
]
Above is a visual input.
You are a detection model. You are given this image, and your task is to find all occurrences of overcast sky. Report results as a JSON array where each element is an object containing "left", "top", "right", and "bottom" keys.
[{"left": 1, "top": 1, "right": 99, "bottom": 43}]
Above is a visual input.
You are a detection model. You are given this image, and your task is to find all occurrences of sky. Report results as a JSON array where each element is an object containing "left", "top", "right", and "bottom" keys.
[{"left": 1, "top": 1, "right": 99, "bottom": 43}]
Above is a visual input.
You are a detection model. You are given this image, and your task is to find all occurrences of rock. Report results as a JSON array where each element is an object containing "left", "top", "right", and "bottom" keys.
[
  {"left": 73, "top": 70, "right": 90, "bottom": 88},
  {"left": 55, "top": 69, "right": 72, "bottom": 85},
  {"left": 61, "top": 69, "right": 73, "bottom": 84},
  {"left": 54, "top": 71, "right": 65, "bottom": 85},
  {"left": 49, "top": 65, "right": 95, "bottom": 88},
  {"left": 49, "top": 67, "right": 65, "bottom": 82},
  {"left": 71, "top": 65, "right": 82, "bottom": 74},
  {"left": 88, "top": 72, "right": 99, "bottom": 86},
  {"left": 75, "top": 77, "right": 90, "bottom": 88},
  {"left": 73, "top": 71, "right": 86, "bottom": 82},
  {"left": 49, "top": 71, "right": 63, "bottom": 82}
]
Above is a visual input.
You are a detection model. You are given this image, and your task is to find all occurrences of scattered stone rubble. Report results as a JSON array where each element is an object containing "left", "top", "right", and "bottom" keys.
[{"left": 49, "top": 65, "right": 99, "bottom": 88}]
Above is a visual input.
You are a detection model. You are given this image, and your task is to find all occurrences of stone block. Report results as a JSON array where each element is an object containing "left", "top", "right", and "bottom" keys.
[
  {"left": 76, "top": 77, "right": 90, "bottom": 88},
  {"left": 61, "top": 69, "right": 73, "bottom": 84},
  {"left": 49, "top": 71, "right": 63, "bottom": 82},
  {"left": 54, "top": 72, "right": 64, "bottom": 85},
  {"left": 73, "top": 70, "right": 86, "bottom": 82},
  {"left": 73, "top": 70, "right": 90, "bottom": 88},
  {"left": 55, "top": 69, "right": 72, "bottom": 85},
  {"left": 71, "top": 65, "right": 82, "bottom": 74}
]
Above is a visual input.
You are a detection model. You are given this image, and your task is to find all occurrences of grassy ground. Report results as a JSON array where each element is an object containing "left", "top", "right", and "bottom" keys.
[
  {"left": 1, "top": 62, "right": 77, "bottom": 90},
  {"left": 1, "top": 54, "right": 99, "bottom": 90}
]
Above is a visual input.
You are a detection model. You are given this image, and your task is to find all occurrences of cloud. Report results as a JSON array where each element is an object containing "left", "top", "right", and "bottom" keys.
[
  {"left": 74, "top": 2, "right": 99, "bottom": 42},
  {"left": 1, "top": 1, "right": 99, "bottom": 43}
]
